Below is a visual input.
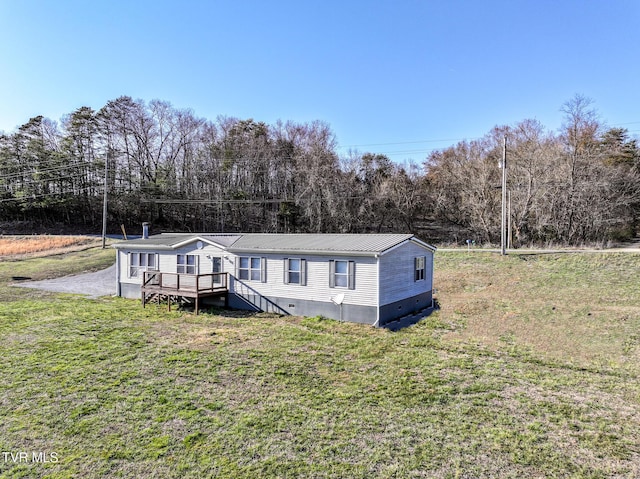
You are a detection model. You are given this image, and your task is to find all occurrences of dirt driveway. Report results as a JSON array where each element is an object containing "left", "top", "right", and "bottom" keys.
[{"left": 15, "top": 264, "right": 117, "bottom": 298}]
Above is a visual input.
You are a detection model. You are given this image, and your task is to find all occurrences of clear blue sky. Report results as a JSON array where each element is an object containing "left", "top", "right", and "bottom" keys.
[{"left": 1, "top": 0, "right": 639, "bottom": 162}]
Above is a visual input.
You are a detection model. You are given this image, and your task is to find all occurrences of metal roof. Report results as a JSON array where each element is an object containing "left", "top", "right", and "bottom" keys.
[
  {"left": 189, "top": 234, "right": 242, "bottom": 248},
  {"left": 228, "top": 233, "right": 417, "bottom": 255},
  {"left": 114, "top": 232, "right": 434, "bottom": 255},
  {"left": 112, "top": 233, "right": 242, "bottom": 250}
]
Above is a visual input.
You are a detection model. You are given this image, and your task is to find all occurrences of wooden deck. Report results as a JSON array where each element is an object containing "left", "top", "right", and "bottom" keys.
[{"left": 142, "top": 271, "right": 229, "bottom": 314}]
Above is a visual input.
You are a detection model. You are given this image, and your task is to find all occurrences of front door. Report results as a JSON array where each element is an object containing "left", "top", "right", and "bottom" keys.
[{"left": 212, "top": 257, "right": 222, "bottom": 284}]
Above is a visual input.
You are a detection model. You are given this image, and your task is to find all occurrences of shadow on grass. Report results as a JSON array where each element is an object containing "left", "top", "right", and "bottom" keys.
[
  {"left": 177, "top": 303, "right": 277, "bottom": 319},
  {"left": 383, "top": 299, "right": 440, "bottom": 332},
  {"left": 174, "top": 299, "right": 442, "bottom": 332}
]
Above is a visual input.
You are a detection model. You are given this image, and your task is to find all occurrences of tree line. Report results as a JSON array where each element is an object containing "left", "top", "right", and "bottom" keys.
[
  {"left": 427, "top": 96, "right": 640, "bottom": 245},
  {"left": 0, "top": 94, "right": 638, "bottom": 246}
]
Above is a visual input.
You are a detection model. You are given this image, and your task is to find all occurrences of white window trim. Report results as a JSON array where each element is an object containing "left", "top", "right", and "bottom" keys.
[
  {"left": 238, "top": 256, "right": 266, "bottom": 282},
  {"left": 129, "top": 252, "right": 158, "bottom": 279},
  {"left": 177, "top": 254, "right": 199, "bottom": 275},
  {"left": 329, "top": 260, "right": 355, "bottom": 290},
  {"left": 415, "top": 256, "right": 426, "bottom": 282},
  {"left": 284, "top": 258, "right": 306, "bottom": 286}
]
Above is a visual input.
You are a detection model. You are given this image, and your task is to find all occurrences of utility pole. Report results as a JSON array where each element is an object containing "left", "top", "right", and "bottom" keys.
[
  {"left": 507, "top": 190, "right": 512, "bottom": 249},
  {"left": 500, "top": 136, "right": 507, "bottom": 256},
  {"left": 101, "top": 155, "right": 108, "bottom": 249}
]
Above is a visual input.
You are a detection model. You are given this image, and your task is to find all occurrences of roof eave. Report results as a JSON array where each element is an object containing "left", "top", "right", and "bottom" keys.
[
  {"left": 377, "top": 237, "right": 437, "bottom": 256},
  {"left": 227, "top": 248, "right": 379, "bottom": 257},
  {"left": 410, "top": 237, "right": 437, "bottom": 252},
  {"left": 112, "top": 243, "right": 176, "bottom": 251},
  {"left": 171, "top": 235, "right": 234, "bottom": 250}
]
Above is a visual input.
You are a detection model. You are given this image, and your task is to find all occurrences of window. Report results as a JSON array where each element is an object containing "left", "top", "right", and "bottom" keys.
[
  {"left": 415, "top": 256, "right": 425, "bottom": 281},
  {"left": 334, "top": 260, "right": 348, "bottom": 287},
  {"left": 238, "top": 257, "right": 265, "bottom": 282},
  {"left": 129, "top": 252, "right": 157, "bottom": 278},
  {"left": 284, "top": 258, "right": 306, "bottom": 285},
  {"left": 329, "top": 260, "right": 355, "bottom": 289},
  {"left": 177, "top": 254, "right": 198, "bottom": 274}
]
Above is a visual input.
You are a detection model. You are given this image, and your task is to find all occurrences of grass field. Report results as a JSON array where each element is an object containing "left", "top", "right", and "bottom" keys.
[{"left": 0, "top": 247, "right": 638, "bottom": 478}]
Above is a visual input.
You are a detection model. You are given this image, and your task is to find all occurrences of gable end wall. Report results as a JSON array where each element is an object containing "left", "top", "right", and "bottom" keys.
[{"left": 379, "top": 241, "right": 433, "bottom": 306}]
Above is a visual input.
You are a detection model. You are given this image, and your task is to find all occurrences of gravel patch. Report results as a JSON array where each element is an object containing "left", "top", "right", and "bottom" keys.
[{"left": 14, "top": 264, "right": 117, "bottom": 298}]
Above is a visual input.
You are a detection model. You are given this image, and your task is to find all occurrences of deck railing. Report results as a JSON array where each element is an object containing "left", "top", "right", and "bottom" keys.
[{"left": 142, "top": 271, "right": 228, "bottom": 293}]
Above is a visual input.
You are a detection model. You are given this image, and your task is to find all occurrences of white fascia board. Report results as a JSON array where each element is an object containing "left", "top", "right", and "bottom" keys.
[
  {"left": 410, "top": 237, "right": 437, "bottom": 252},
  {"left": 112, "top": 243, "right": 175, "bottom": 251},
  {"left": 378, "top": 236, "right": 437, "bottom": 256},
  {"left": 171, "top": 236, "right": 230, "bottom": 250},
  {"left": 227, "top": 248, "right": 378, "bottom": 257},
  {"left": 378, "top": 239, "right": 410, "bottom": 256}
]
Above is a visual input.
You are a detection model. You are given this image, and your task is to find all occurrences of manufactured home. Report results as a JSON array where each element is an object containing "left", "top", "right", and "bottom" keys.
[{"left": 113, "top": 232, "right": 435, "bottom": 326}]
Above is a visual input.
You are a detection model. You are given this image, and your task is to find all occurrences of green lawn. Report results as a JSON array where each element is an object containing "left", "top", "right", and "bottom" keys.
[{"left": 0, "top": 249, "right": 639, "bottom": 478}]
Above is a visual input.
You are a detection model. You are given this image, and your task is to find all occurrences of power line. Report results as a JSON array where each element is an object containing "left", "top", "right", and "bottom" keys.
[
  {"left": 0, "top": 185, "right": 98, "bottom": 203},
  {"left": 142, "top": 198, "right": 291, "bottom": 205},
  {"left": 336, "top": 121, "right": 640, "bottom": 152},
  {"left": 337, "top": 137, "right": 482, "bottom": 149},
  {"left": 0, "top": 163, "right": 97, "bottom": 181},
  {"left": 141, "top": 196, "right": 366, "bottom": 205},
  {"left": 1, "top": 122, "right": 638, "bottom": 186}
]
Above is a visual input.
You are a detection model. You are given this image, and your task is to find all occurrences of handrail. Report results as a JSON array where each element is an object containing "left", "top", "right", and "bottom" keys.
[
  {"left": 143, "top": 271, "right": 161, "bottom": 287},
  {"left": 143, "top": 272, "right": 228, "bottom": 293}
]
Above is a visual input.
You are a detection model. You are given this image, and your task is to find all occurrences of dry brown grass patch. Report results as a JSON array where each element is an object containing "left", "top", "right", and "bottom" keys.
[{"left": 0, "top": 235, "right": 101, "bottom": 258}]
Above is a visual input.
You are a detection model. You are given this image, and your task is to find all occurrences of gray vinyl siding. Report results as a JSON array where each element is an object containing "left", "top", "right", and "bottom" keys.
[
  {"left": 117, "top": 250, "right": 127, "bottom": 284},
  {"left": 170, "top": 243, "right": 226, "bottom": 274},
  {"left": 378, "top": 240, "right": 434, "bottom": 306},
  {"left": 226, "top": 293, "right": 378, "bottom": 325},
  {"left": 117, "top": 250, "right": 158, "bottom": 284},
  {"left": 117, "top": 242, "right": 227, "bottom": 285},
  {"left": 230, "top": 253, "right": 378, "bottom": 307},
  {"left": 115, "top": 236, "right": 435, "bottom": 327}
]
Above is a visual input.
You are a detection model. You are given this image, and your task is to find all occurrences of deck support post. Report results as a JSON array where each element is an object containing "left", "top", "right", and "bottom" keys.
[{"left": 141, "top": 272, "right": 228, "bottom": 316}]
